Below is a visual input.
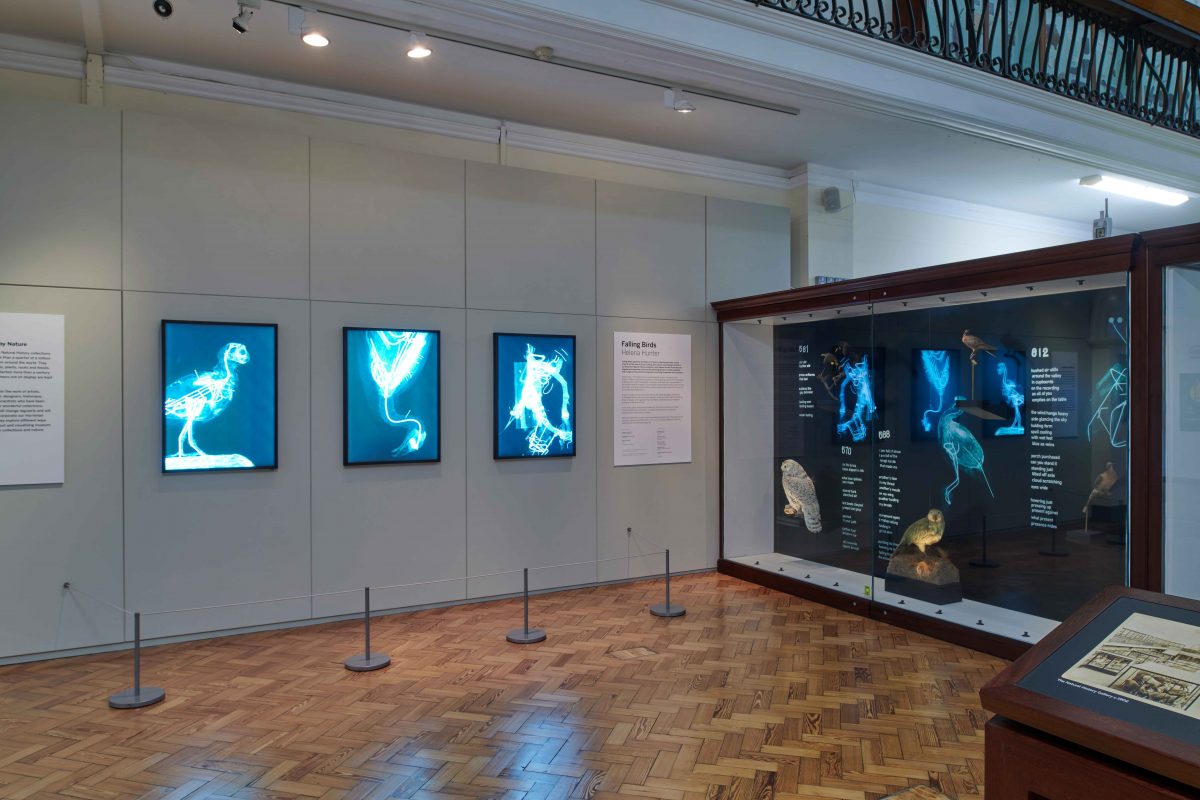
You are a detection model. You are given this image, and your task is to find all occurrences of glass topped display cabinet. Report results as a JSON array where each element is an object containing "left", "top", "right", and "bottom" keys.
[
  {"left": 1147, "top": 224, "right": 1200, "bottom": 610},
  {"left": 716, "top": 235, "right": 1144, "bottom": 657}
]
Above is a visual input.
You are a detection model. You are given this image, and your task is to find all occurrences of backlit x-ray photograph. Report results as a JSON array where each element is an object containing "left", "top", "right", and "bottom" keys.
[
  {"left": 162, "top": 320, "right": 278, "bottom": 473},
  {"left": 343, "top": 327, "right": 441, "bottom": 465},
  {"left": 494, "top": 332, "right": 576, "bottom": 459}
]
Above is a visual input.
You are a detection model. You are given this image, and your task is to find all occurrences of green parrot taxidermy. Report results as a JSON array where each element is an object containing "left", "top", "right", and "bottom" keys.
[{"left": 899, "top": 508, "right": 946, "bottom": 554}]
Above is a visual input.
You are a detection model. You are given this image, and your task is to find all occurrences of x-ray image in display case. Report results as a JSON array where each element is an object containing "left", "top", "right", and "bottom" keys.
[{"left": 718, "top": 238, "right": 1139, "bottom": 656}]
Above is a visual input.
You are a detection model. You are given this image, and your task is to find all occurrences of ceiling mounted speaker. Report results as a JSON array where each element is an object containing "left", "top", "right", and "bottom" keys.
[{"left": 821, "top": 186, "right": 842, "bottom": 212}]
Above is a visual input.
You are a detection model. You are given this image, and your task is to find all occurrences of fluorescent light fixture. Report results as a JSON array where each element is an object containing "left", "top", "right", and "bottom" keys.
[
  {"left": 406, "top": 30, "right": 431, "bottom": 58},
  {"left": 1080, "top": 174, "right": 1188, "bottom": 206},
  {"left": 663, "top": 88, "right": 695, "bottom": 114},
  {"left": 288, "top": 7, "right": 329, "bottom": 47}
]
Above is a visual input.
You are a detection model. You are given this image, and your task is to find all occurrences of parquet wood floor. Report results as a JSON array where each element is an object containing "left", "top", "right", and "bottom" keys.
[{"left": 0, "top": 573, "right": 1005, "bottom": 800}]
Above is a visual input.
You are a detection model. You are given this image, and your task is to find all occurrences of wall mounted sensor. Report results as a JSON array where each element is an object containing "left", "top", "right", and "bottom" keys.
[
  {"left": 821, "top": 186, "right": 842, "bottom": 212},
  {"left": 1093, "top": 199, "right": 1113, "bottom": 239}
]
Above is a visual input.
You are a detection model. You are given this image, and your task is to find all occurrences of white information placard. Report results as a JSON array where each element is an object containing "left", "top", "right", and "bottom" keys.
[
  {"left": 614, "top": 332, "right": 691, "bottom": 466},
  {"left": 0, "top": 313, "right": 65, "bottom": 485}
]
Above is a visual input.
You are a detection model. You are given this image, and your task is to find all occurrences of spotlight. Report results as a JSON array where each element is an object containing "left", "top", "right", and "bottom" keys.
[
  {"left": 288, "top": 6, "right": 329, "bottom": 47},
  {"left": 406, "top": 30, "right": 431, "bottom": 59},
  {"left": 152, "top": 0, "right": 172, "bottom": 18},
  {"left": 663, "top": 88, "right": 695, "bottom": 114},
  {"left": 231, "top": 0, "right": 259, "bottom": 33}
]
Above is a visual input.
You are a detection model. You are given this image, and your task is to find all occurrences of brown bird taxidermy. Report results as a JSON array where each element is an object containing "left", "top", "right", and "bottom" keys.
[
  {"left": 1083, "top": 461, "right": 1118, "bottom": 531},
  {"left": 961, "top": 329, "right": 999, "bottom": 366}
]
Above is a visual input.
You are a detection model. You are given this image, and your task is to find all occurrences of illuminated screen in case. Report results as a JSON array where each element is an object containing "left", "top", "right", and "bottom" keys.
[
  {"left": 494, "top": 332, "right": 576, "bottom": 459},
  {"left": 161, "top": 320, "right": 278, "bottom": 473},
  {"left": 343, "top": 327, "right": 441, "bottom": 465}
]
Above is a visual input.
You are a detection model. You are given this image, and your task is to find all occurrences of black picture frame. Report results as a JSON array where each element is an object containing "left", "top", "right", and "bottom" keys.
[
  {"left": 342, "top": 326, "right": 442, "bottom": 466},
  {"left": 161, "top": 319, "right": 279, "bottom": 474},
  {"left": 493, "top": 331, "right": 577, "bottom": 460}
]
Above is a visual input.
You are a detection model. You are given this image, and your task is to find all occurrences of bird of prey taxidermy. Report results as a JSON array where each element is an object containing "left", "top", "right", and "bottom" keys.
[
  {"left": 1083, "top": 461, "right": 1118, "bottom": 531},
  {"left": 817, "top": 352, "right": 843, "bottom": 399},
  {"left": 781, "top": 459, "right": 822, "bottom": 533},
  {"left": 961, "top": 329, "right": 999, "bottom": 365},
  {"left": 899, "top": 508, "right": 946, "bottom": 554}
]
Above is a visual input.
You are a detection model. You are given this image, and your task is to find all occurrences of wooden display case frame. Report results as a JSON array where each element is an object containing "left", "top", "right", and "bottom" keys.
[
  {"left": 980, "top": 585, "right": 1200, "bottom": 792},
  {"left": 712, "top": 223, "right": 1200, "bottom": 658}
]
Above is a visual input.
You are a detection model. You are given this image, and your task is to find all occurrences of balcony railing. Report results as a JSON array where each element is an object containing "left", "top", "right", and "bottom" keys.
[{"left": 747, "top": 0, "right": 1199, "bottom": 138}]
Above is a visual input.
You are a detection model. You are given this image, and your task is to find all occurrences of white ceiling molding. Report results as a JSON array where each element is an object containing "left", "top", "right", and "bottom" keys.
[
  {"left": 789, "top": 162, "right": 1090, "bottom": 238},
  {"left": 0, "top": 33, "right": 84, "bottom": 78},
  {"left": 503, "top": 124, "right": 790, "bottom": 188},
  {"left": 94, "top": 50, "right": 791, "bottom": 187},
  {"left": 851, "top": 182, "right": 1092, "bottom": 239},
  {"left": 332, "top": 0, "right": 1200, "bottom": 194},
  {"left": 103, "top": 56, "right": 503, "bottom": 144},
  {"left": 787, "top": 164, "right": 854, "bottom": 190}
]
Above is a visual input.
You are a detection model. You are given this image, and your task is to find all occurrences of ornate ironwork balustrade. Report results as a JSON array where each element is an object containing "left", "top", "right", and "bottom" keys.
[{"left": 747, "top": 0, "right": 1199, "bottom": 138}]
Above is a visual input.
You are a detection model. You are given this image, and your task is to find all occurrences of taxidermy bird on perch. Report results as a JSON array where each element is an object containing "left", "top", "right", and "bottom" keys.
[
  {"left": 1083, "top": 462, "right": 1118, "bottom": 531},
  {"left": 961, "top": 329, "right": 999, "bottom": 365},
  {"left": 781, "top": 459, "right": 822, "bottom": 533},
  {"left": 899, "top": 508, "right": 946, "bottom": 554}
]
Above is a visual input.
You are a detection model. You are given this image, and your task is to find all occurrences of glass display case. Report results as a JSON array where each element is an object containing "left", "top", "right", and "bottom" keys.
[
  {"left": 1162, "top": 265, "right": 1199, "bottom": 602},
  {"left": 718, "top": 239, "right": 1143, "bottom": 654}
]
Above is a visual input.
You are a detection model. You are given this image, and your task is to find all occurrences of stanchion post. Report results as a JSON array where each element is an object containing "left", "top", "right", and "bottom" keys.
[
  {"left": 1040, "top": 527, "right": 1070, "bottom": 557},
  {"left": 109, "top": 612, "right": 165, "bottom": 709},
  {"left": 650, "top": 549, "right": 685, "bottom": 618},
  {"left": 969, "top": 514, "right": 999, "bottom": 568},
  {"left": 345, "top": 586, "right": 391, "bottom": 672},
  {"left": 506, "top": 568, "right": 546, "bottom": 644}
]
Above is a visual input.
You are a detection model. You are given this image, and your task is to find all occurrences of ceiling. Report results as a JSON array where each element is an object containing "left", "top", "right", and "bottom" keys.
[{"left": 1, "top": 0, "right": 1197, "bottom": 232}]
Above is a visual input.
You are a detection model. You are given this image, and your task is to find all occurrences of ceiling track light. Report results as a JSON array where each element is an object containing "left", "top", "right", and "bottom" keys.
[
  {"left": 406, "top": 30, "right": 432, "bottom": 58},
  {"left": 288, "top": 6, "right": 329, "bottom": 47},
  {"left": 1079, "top": 174, "right": 1188, "bottom": 206},
  {"left": 232, "top": 0, "right": 260, "bottom": 33},
  {"left": 663, "top": 88, "right": 695, "bottom": 114}
]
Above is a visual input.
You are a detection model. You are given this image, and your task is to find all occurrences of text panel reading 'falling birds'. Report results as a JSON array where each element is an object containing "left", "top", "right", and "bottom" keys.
[{"left": 614, "top": 332, "right": 692, "bottom": 467}]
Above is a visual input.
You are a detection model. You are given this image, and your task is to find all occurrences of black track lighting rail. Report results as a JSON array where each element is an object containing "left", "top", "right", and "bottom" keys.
[{"left": 261, "top": 0, "right": 800, "bottom": 116}]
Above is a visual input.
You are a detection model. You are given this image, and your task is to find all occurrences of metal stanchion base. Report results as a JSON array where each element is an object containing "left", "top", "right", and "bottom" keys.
[
  {"left": 108, "top": 687, "right": 165, "bottom": 709},
  {"left": 506, "top": 628, "right": 546, "bottom": 644},
  {"left": 344, "top": 653, "right": 391, "bottom": 672},
  {"left": 968, "top": 559, "right": 1000, "bottom": 568},
  {"left": 650, "top": 603, "right": 685, "bottom": 618}
]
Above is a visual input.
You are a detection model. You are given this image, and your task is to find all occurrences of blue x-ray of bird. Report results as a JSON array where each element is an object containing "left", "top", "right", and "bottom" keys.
[
  {"left": 494, "top": 333, "right": 575, "bottom": 459},
  {"left": 344, "top": 328, "right": 440, "bottom": 465},
  {"left": 912, "top": 349, "right": 958, "bottom": 440},
  {"left": 938, "top": 407, "right": 994, "bottom": 505},
  {"left": 1086, "top": 315, "right": 1128, "bottom": 449},
  {"left": 162, "top": 320, "right": 277, "bottom": 472},
  {"left": 982, "top": 350, "right": 1026, "bottom": 438},
  {"left": 835, "top": 354, "right": 876, "bottom": 443}
]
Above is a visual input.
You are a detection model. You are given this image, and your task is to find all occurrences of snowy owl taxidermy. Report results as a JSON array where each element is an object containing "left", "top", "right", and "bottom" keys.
[{"left": 781, "top": 459, "right": 822, "bottom": 533}]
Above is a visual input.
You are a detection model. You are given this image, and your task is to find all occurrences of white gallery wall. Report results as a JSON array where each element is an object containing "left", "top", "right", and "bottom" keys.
[{"left": 0, "top": 92, "right": 791, "bottom": 659}]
